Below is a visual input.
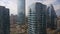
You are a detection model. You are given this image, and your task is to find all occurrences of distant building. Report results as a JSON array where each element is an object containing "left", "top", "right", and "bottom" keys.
[
  {"left": 10, "top": 14, "right": 17, "bottom": 24},
  {"left": 28, "top": 2, "right": 47, "bottom": 34},
  {"left": 17, "top": 0, "right": 25, "bottom": 24},
  {"left": 57, "top": 16, "right": 60, "bottom": 29},
  {"left": 10, "top": 14, "right": 17, "bottom": 34},
  {"left": 0, "top": 6, "right": 10, "bottom": 34},
  {"left": 47, "top": 5, "right": 57, "bottom": 29}
]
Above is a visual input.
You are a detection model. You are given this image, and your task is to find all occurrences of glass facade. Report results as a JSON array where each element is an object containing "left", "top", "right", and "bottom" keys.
[
  {"left": 0, "top": 6, "right": 10, "bottom": 34},
  {"left": 47, "top": 5, "right": 57, "bottom": 29},
  {"left": 28, "top": 2, "right": 47, "bottom": 34},
  {"left": 17, "top": 0, "right": 25, "bottom": 24}
]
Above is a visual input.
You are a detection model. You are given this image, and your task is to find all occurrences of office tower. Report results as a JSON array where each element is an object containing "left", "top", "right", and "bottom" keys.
[
  {"left": 0, "top": 6, "right": 10, "bottom": 34},
  {"left": 47, "top": 5, "right": 57, "bottom": 29},
  {"left": 28, "top": 2, "right": 47, "bottom": 34},
  {"left": 17, "top": 0, "right": 25, "bottom": 24}
]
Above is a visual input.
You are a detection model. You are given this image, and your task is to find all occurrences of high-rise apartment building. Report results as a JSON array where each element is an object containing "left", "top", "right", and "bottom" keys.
[
  {"left": 28, "top": 2, "right": 47, "bottom": 34},
  {"left": 0, "top": 6, "right": 10, "bottom": 34},
  {"left": 17, "top": 0, "right": 25, "bottom": 24}
]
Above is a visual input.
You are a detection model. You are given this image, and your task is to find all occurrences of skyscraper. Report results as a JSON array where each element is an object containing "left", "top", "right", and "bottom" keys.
[
  {"left": 0, "top": 6, "right": 10, "bottom": 34},
  {"left": 47, "top": 5, "right": 57, "bottom": 29},
  {"left": 17, "top": 0, "right": 25, "bottom": 24},
  {"left": 28, "top": 2, "right": 47, "bottom": 34}
]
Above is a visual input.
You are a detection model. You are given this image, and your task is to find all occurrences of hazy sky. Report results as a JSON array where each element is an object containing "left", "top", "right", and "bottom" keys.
[{"left": 0, "top": 0, "right": 60, "bottom": 16}]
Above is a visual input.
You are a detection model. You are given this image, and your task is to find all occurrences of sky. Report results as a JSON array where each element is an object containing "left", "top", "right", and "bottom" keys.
[{"left": 0, "top": 0, "right": 60, "bottom": 16}]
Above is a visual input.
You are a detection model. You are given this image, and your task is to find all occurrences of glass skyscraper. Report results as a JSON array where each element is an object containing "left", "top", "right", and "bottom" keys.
[
  {"left": 0, "top": 6, "right": 10, "bottom": 34},
  {"left": 47, "top": 5, "right": 57, "bottom": 29},
  {"left": 28, "top": 2, "right": 47, "bottom": 34},
  {"left": 17, "top": 0, "right": 25, "bottom": 24}
]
